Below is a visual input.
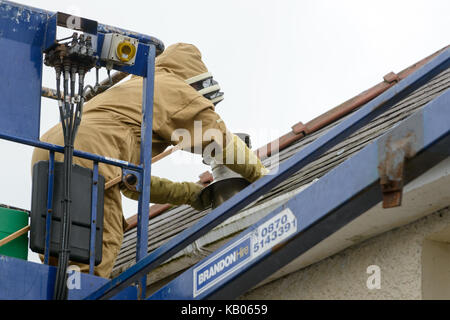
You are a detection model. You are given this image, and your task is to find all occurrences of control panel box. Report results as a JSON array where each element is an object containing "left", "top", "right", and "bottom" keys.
[{"left": 101, "top": 33, "right": 139, "bottom": 66}]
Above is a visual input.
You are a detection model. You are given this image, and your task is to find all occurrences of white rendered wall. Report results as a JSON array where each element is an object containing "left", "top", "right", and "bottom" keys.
[{"left": 241, "top": 206, "right": 450, "bottom": 300}]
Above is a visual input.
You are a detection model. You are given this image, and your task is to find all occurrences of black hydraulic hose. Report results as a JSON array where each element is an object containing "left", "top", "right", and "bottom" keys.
[
  {"left": 54, "top": 69, "right": 67, "bottom": 299},
  {"left": 63, "top": 67, "right": 70, "bottom": 135},
  {"left": 72, "top": 69, "right": 85, "bottom": 142},
  {"left": 53, "top": 67, "right": 68, "bottom": 299},
  {"left": 52, "top": 67, "right": 66, "bottom": 299},
  {"left": 54, "top": 64, "right": 76, "bottom": 300},
  {"left": 55, "top": 67, "right": 66, "bottom": 137},
  {"left": 54, "top": 143, "right": 73, "bottom": 300},
  {"left": 46, "top": 33, "right": 97, "bottom": 300},
  {"left": 65, "top": 66, "right": 74, "bottom": 145},
  {"left": 71, "top": 65, "right": 77, "bottom": 110},
  {"left": 69, "top": 67, "right": 77, "bottom": 146}
]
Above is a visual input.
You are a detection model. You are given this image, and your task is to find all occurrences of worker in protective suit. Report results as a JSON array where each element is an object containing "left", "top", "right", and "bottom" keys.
[{"left": 32, "top": 43, "right": 269, "bottom": 279}]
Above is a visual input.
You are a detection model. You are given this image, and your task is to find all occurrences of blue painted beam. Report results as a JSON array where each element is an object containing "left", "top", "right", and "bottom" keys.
[
  {"left": 149, "top": 88, "right": 450, "bottom": 300},
  {"left": 1, "top": 1, "right": 164, "bottom": 53},
  {"left": 135, "top": 44, "right": 156, "bottom": 299},
  {"left": 89, "top": 162, "right": 99, "bottom": 274},
  {"left": 0, "top": 132, "right": 142, "bottom": 172},
  {"left": 85, "top": 48, "right": 450, "bottom": 300},
  {"left": 0, "top": 255, "right": 138, "bottom": 300},
  {"left": 0, "top": 1, "right": 46, "bottom": 142}
]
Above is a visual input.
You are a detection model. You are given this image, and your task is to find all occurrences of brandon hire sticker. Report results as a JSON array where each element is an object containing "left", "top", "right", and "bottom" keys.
[
  {"left": 193, "top": 208, "right": 297, "bottom": 297},
  {"left": 251, "top": 208, "right": 297, "bottom": 258},
  {"left": 193, "top": 236, "right": 252, "bottom": 297}
]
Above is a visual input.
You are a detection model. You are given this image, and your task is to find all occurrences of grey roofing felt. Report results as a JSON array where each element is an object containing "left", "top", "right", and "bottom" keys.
[{"left": 112, "top": 66, "right": 450, "bottom": 275}]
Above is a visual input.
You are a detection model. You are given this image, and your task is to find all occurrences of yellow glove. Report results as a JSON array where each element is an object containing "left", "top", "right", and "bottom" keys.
[
  {"left": 221, "top": 133, "right": 270, "bottom": 183},
  {"left": 121, "top": 176, "right": 212, "bottom": 211}
]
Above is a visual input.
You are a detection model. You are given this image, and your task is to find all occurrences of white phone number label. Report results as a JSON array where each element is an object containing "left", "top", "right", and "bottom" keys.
[{"left": 252, "top": 208, "right": 297, "bottom": 257}]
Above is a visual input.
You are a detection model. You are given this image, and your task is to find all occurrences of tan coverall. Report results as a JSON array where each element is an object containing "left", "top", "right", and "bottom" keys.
[{"left": 32, "top": 43, "right": 229, "bottom": 278}]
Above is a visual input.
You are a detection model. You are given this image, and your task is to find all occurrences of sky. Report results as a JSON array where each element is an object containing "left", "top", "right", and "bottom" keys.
[{"left": 0, "top": 0, "right": 449, "bottom": 263}]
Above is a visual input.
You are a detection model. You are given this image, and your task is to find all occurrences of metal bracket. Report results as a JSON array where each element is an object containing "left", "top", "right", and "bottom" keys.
[
  {"left": 122, "top": 169, "right": 141, "bottom": 193},
  {"left": 378, "top": 133, "right": 417, "bottom": 208}
]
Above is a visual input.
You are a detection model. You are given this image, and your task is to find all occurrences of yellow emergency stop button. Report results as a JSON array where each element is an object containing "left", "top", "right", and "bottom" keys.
[{"left": 116, "top": 41, "right": 137, "bottom": 63}]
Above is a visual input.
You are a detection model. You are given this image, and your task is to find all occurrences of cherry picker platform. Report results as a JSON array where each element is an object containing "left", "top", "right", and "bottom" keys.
[{"left": 0, "top": 0, "right": 449, "bottom": 300}]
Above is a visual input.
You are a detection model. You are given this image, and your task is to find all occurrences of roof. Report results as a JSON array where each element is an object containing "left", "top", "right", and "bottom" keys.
[{"left": 112, "top": 46, "right": 450, "bottom": 283}]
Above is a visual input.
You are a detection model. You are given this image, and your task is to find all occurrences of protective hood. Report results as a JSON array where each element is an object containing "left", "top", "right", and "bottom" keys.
[{"left": 155, "top": 43, "right": 209, "bottom": 81}]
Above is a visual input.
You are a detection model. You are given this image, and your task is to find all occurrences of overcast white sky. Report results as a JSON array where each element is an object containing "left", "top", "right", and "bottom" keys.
[{"left": 0, "top": 1, "right": 449, "bottom": 262}]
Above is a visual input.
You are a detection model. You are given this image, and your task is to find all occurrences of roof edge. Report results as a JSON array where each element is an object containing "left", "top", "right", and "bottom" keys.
[
  {"left": 257, "top": 44, "right": 450, "bottom": 159},
  {"left": 125, "top": 44, "right": 450, "bottom": 231}
]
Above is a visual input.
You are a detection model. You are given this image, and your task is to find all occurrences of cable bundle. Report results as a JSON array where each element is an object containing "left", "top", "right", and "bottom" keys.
[{"left": 44, "top": 33, "right": 98, "bottom": 300}]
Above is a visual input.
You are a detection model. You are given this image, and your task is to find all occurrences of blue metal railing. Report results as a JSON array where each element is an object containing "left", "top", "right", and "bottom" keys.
[{"left": 0, "top": 0, "right": 162, "bottom": 299}]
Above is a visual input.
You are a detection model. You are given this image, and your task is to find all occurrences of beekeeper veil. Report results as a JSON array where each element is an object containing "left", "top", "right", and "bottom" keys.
[{"left": 155, "top": 43, "right": 225, "bottom": 106}]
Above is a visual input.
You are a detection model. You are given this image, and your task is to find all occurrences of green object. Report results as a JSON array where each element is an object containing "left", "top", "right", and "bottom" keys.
[{"left": 0, "top": 206, "right": 29, "bottom": 260}]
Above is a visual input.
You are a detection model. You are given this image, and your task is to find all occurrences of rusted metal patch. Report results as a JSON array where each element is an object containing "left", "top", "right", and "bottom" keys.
[{"left": 377, "top": 112, "right": 424, "bottom": 208}]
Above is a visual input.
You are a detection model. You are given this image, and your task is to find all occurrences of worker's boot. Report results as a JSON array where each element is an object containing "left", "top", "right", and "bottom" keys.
[{"left": 221, "top": 133, "right": 270, "bottom": 183}]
